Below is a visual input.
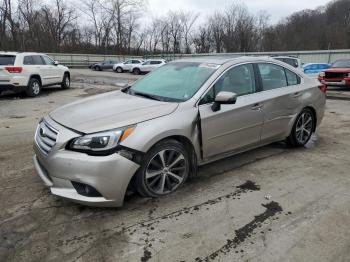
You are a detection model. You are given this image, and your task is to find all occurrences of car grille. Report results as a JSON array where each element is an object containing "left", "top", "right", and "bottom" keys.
[
  {"left": 325, "top": 72, "right": 348, "bottom": 79},
  {"left": 35, "top": 121, "right": 58, "bottom": 155}
]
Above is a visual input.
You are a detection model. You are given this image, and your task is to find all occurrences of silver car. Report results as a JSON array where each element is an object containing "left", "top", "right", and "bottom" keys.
[{"left": 33, "top": 57, "right": 326, "bottom": 207}]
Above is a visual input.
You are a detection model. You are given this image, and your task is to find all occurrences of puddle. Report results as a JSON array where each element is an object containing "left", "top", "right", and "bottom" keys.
[{"left": 236, "top": 180, "right": 260, "bottom": 191}]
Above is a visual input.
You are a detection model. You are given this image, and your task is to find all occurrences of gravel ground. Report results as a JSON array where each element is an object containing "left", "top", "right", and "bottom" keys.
[{"left": 0, "top": 69, "right": 350, "bottom": 262}]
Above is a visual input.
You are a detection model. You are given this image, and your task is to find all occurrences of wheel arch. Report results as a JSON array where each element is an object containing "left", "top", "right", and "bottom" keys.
[
  {"left": 28, "top": 74, "right": 42, "bottom": 86},
  {"left": 147, "top": 135, "right": 198, "bottom": 178},
  {"left": 304, "top": 106, "right": 317, "bottom": 132}
]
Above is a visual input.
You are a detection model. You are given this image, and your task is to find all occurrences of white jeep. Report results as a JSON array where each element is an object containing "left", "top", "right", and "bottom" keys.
[{"left": 0, "top": 52, "right": 70, "bottom": 97}]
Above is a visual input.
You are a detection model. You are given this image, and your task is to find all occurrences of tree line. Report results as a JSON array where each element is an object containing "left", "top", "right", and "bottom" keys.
[{"left": 1, "top": 0, "right": 349, "bottom": 55}]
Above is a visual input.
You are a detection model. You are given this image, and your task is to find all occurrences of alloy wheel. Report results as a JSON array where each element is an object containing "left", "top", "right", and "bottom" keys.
[
  {"left": 32, "top": 81, "right": 40, "bottom": 95},
  {"left": 295, "top": 111, "right": 313, "bottom": 144},
  {"left": 65, "top": 77, "right": 70, "bottom": 87},
  {"left": 145, "top": 149, "right": 187, "bottom": 195}
]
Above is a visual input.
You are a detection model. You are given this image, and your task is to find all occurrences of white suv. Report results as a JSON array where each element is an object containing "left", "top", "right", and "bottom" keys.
[
  {"left": 113, "top": 59, "right": 144, "bottom": 73},
  {"left": 130, "top": 59, "right": 166, "bottom": 75},
  {"left": 0, "top": 52, "right": 70, "bottom": 97}
]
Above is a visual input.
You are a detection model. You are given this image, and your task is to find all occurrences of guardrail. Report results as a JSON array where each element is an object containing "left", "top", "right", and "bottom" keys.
[
  {"left": 46, "top": 53, "right": 143, "bottom": 68},
  {"left": 47, "top": 49, "right": 350, "bottom": 68}
]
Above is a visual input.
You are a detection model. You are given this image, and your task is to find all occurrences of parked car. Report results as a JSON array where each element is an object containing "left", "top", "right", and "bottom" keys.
[
  {"left": 130, "top": 59, "right": 166, "bottom": 75},
  {"left": 33, "top": 56, "right": 325, "bottom": 207},
  {"left": 318, "top": 59, "right": 350, "bottom": 88},
  {"left": 91, "top": 60, "right": 118, "bottom": 71},
  {"left": 113, "top": 59, "right": 144, "bottom": 73},
  {"left": 0, "top": 52, "right": 70, "bottom": 97},
  {"left": 303, "top": 63, "right": 330, "bottom": 75},
  {"left": 272, "top": 56, "right": 302, "bottom": 70}
]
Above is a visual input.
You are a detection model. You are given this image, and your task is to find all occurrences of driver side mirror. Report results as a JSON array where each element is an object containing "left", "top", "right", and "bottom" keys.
[
  {"left": 211, "top": 91, "right": 237, "bottom": 112},
  {"left": 54, "top": 61, "right": 59, "bottom": 66}
]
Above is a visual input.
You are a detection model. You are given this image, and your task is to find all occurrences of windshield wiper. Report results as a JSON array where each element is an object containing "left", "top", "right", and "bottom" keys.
[{"left": 132, "top": 91, "right": 162, "bottom": 101}]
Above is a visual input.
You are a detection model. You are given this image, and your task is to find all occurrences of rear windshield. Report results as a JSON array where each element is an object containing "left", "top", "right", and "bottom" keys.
[{"left": 0, "top": 55, "right": 16, "bottom": 65}]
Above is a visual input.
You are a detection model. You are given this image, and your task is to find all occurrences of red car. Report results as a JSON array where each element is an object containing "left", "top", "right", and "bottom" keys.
[{"left": 318, "top": 60, "right": 350, "bottom": 88}]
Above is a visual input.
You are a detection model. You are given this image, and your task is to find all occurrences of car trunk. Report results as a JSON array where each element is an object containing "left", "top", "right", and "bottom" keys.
[{"left": 0, "top": 55, "right": 16, "bottom": 83}]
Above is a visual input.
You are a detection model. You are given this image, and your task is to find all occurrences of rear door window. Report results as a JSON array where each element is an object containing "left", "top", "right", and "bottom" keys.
[
  {"left": 151, "top": 61, "right": 161, "bottom": 65},
  {"left": 285, "top": 69, "right": 301, "bottom": 86},
  {"left": 23, "top": 56, "right": 34, "bottom": 65},
  {"left": 32, "top": 55, "right": 45, "bottom": 65},
  {"left": 258, "top": 63, "right": 288, "bottom": 91},
  {"left": 0, "top": 55, "right": 16, "bottom": 65}
]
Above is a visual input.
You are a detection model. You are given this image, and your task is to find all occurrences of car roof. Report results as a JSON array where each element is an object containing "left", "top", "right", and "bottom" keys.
[
  {"left": 171, "top": 56, "right": 280, "bottom": 65},
  {"left": 0, "top": 52, "right": 20, "bottom": 56},
  {"left": 272, "top": 56, "right": 299, "bottom": 59}
]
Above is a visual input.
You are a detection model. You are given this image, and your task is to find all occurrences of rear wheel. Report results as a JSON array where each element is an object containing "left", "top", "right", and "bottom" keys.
[
  {"left": 61, "top": 73, "right": 70, "bottom": 89},
  {"left": 135, "top": 140, "right": 190, "bottom": 197},
  {"left": 287, "top": 108, "right": 315, "bottom": 147},
  {"left": 116, "top": 67, "right": 123, "bottom": 73},
  {"left": 26, "top": 78, "right": 41, "bottom": 97}
]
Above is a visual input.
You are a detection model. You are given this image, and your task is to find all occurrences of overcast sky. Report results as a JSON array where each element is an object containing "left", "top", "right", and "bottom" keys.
[{"left": 146, "top": 0, "right": 332, "bottom": 24}]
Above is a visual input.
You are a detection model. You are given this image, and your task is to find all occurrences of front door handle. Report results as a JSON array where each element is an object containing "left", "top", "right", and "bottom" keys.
[{"left": 251, "top": 103, "right": 262, "bottom": 111}]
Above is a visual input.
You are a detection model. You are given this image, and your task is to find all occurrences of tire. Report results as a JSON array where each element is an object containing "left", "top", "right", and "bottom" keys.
[
  {"left": 135, "top": 139, "right": 190, "bottom": 198},
  {"left": 61, "top": 73, "right": 70, "bottom": 89},
  {"left": 133, "top": 68, "right": 141, "bottom": 75},
  {"left": 97, "top": 66, "right": 102, "bottom": 71},
  {"left": 287, "top": 108, "right": 315, "bottom": 147},
  {"left": 116, "top": 67, "right": 123, "bottom": 73},
  {"left": 26, "top": 78, "right": 41, "bottom": 97}
]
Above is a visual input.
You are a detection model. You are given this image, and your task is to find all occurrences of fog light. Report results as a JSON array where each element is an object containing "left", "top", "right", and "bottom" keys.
[{"left": 71, "top": 181, "right": 102, "bottom": 197}]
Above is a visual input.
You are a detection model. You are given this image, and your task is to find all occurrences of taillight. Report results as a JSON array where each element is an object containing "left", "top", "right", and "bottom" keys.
[
  {"left": 5, "top": 66, "right": 23, "bottom": 73},
  {"left": 318, "top": 85, "right": 327, "bottom": 93}
]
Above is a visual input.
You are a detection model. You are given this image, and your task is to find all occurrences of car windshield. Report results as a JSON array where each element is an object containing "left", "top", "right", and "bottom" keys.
[
  {"left": 129, "top": 62, "right": 219, "bottom": 102},
  {"left": 0, "top": 55, "right": 15, "bottom": 65},
  {"left": 331, "top": 60, "right": 350, "bottom": 68}
]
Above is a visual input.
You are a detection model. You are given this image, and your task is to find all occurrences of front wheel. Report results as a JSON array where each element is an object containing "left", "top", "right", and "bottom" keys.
[
  {"left": 287, "top": 108, "right": 315, "bottom": 147},
  {"left": 135, "top": 140, "right": 190, "bottom": 198},
  {"left": 26, "top": 78, "right": 41, "bottom": 97},
  {"left": 133, "top": 68, "right": 141, "bottom": 75},
  {"left": 61, "top": 73, "right": 70, "bottom": 89}
]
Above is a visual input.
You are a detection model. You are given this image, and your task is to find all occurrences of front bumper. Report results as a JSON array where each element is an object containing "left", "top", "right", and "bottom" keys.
[
  {"left": 33, "top": 117, "right": 140, "bottom": 207},
  {"left": 320, "top": 79, "right": 350, "bottom": 87}
]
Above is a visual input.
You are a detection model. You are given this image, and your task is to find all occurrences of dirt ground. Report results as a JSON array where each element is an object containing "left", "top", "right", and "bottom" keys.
[{"left": 0, "top": 69, "right": 350, "bottom": 262}]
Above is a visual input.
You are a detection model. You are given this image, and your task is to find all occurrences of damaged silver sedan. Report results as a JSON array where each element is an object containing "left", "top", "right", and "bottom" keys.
[{"left": 33, "top": 56, "right": 326, "bottom": 207}]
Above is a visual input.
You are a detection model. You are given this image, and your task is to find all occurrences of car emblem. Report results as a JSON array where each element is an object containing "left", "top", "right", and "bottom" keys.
[{"left": 40, "top": 127, "right": 46, "bottom": 137}]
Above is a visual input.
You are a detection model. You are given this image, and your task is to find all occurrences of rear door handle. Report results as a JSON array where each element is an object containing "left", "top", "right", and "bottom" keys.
[
  {"left": 292, "top": 92, "right": 302, "bottom": 98},
  {"left": 251, "top": 103, "right": 262, "bottom": 111}
]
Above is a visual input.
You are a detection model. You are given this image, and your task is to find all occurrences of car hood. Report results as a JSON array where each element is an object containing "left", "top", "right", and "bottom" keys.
[
  {"left": 49, "top": 91, "right": 179, "bottom": 134},
  {"left": 325, "top": 68, "right": 350, "bottom": 73}
]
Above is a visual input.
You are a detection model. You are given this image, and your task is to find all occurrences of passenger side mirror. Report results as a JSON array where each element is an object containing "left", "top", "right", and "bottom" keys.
[
  {"left": 54, "top": 61, "right": 59, "bottom": 66},
  {"left": 211, "top": 91, "right": 237, "bottom": 112}
]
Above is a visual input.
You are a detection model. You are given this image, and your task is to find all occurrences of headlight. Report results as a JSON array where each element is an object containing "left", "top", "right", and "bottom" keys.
[
  {"left": 70, "top": 126, "right": 135, "bottom": 152},
  {"left": 319, "top": 72, "right": 325, "bottom": 78}
]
